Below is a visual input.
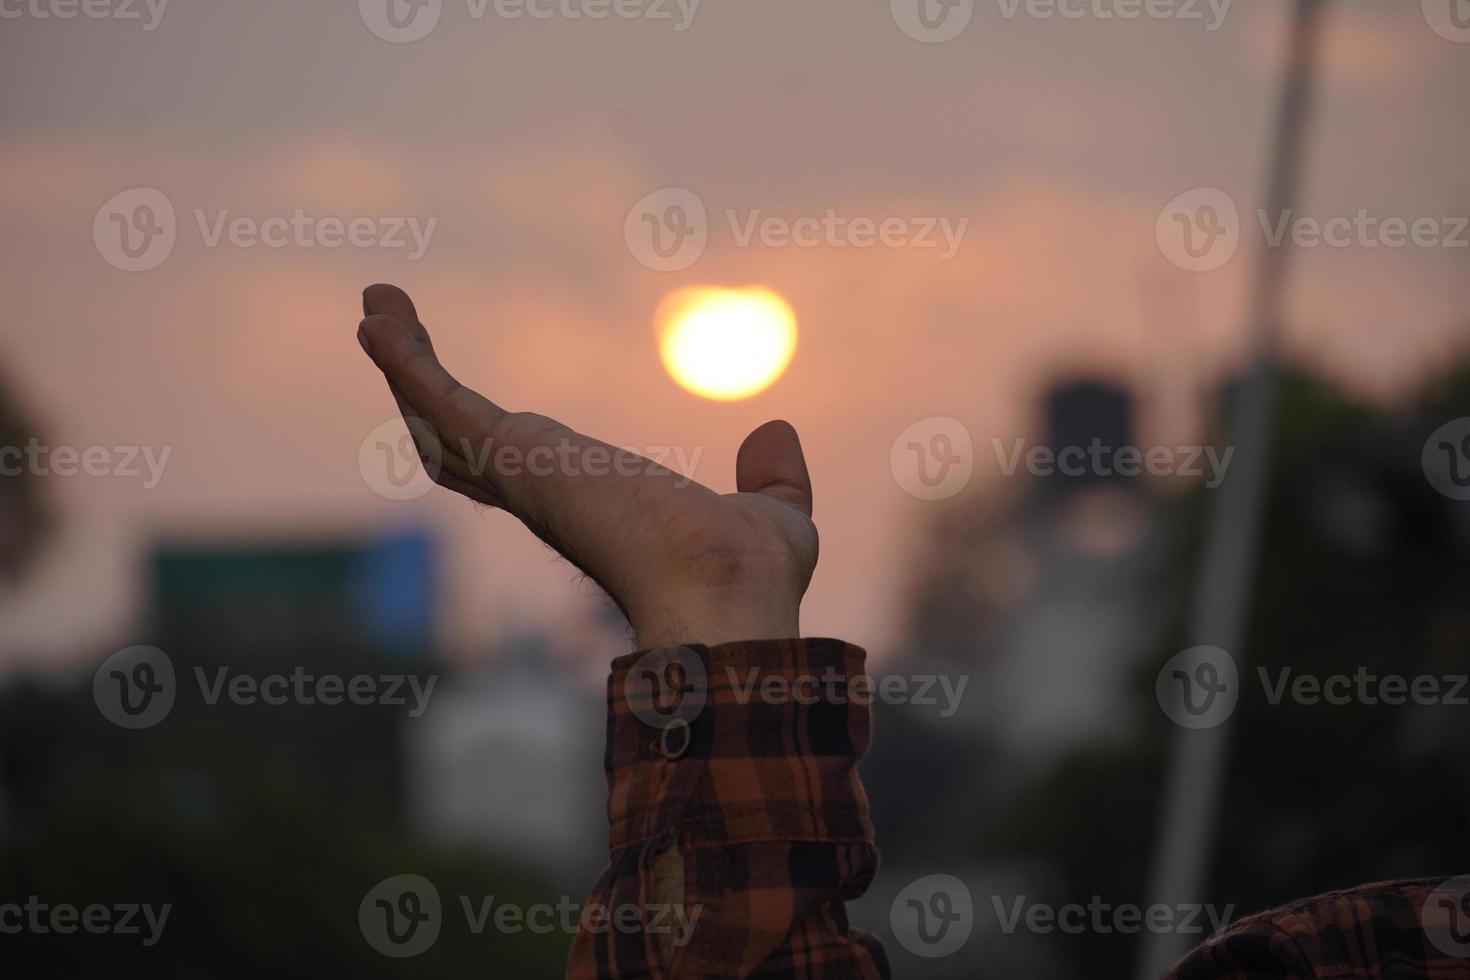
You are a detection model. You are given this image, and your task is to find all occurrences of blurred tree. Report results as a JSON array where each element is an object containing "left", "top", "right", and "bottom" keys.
[
  {"left": 0, "top": 636, "right": 576, "bottom": 978},
  {"left": 870, "top": 362, "right": 1470, "bottom": 979},
  {"left": 0, "top": 365, "right": 53, "bottom": 579}
]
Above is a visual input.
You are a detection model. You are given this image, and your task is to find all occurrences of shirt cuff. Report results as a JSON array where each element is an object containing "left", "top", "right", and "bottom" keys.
[{"left": 604, "top": 637, "right": 876, "bottom": 851}]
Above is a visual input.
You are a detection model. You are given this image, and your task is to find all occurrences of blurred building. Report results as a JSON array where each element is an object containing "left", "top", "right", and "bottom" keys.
[
  {"left": 865, "top": 377, "right": 1191, "bottom": 885},
  {"left": 977, "top": 382, "right": 1172, "bottom": 768},
  {"left": 149, "top": 527, "right": 436, "bottom": 657},
  {"left": 907, "top": 380, "right": 1178, "bottom": 765},
  {"left": 145, "top": 528, "right": 608, "bottom": 883},
  {"left": 404, "top": 634, "right": 604, "bottom": 884}
]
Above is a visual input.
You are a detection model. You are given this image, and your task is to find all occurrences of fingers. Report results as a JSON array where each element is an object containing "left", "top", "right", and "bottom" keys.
[
  {"left": 357, "top": 312, "right": 505, "bottom": 459},
  {"left": 363, "top": 283, "right": 433, "bottom": 348},
  {"left": 353, "top": 284, "right": 726, "bottom": 604},
  {"left": 358, "top": 287, "right": 511, "bottom": 503},
  {"left": 355, "top": 287, "right": 627, "bottom": 534},
  {"left": 736, "top": 420, "right": 813, "bottom": 517},
  {"left": 361, "top": 285, "right": 456, "bottom": 484}
]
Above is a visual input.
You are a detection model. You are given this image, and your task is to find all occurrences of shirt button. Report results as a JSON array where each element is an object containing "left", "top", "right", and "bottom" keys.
[{"left": 658, "top": 718, "right": 691, "bottom": 760}]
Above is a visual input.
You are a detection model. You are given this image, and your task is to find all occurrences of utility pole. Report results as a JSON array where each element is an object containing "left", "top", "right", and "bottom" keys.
[{"left": 1135, "top": 1, "right": 1329, "bottom": 976}]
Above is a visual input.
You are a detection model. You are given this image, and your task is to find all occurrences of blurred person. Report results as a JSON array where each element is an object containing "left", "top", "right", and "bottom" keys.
[{"left": 355, "top": 284, "right": 1468, "bottom": 979}]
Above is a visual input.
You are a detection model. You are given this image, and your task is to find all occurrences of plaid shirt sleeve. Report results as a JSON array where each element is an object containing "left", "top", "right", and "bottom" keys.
[
  {"left": 566, "top": 637, "right": 891, "bottom": 979},
  {"left": 1165, "top": 878, "right": 1470, "bottom": 978}
]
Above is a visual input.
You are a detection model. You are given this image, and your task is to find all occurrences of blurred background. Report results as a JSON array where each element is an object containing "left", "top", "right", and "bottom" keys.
[{"left": 1, "top": 0, "right": 1469, "bottom": 975}]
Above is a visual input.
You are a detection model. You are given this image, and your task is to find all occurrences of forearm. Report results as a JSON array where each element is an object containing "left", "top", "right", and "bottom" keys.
[{"left": 567, "top": 638, "right": 889, "bottom": 979}]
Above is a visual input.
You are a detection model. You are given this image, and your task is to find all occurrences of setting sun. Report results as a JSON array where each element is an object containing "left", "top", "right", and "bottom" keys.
[{"left": 655, "top": 286, "right": 798, "bottom": 401}]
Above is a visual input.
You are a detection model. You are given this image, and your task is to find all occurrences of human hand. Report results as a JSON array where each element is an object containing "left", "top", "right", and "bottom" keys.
[{"left": 357, "top": 284, "right": 818, "bottom": 650}]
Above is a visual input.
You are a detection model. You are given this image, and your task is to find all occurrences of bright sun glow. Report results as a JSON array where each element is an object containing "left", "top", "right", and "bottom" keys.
[{"left": 656, "top": 286, "right": 798, "bottom": 401}]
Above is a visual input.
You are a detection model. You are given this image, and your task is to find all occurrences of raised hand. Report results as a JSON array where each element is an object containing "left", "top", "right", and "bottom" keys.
[{"left": 357, "top": 284, "right": 818, "bottom": 650}]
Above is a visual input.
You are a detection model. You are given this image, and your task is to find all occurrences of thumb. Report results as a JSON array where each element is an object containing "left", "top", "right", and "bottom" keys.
[{"left": 736, "top": 420, "right": 813, "bottom": 517}]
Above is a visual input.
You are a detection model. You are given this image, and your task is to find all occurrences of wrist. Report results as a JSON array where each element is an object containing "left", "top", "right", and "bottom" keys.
[{"left": 629, "top": 586, "right": 800, "bottom": 650}]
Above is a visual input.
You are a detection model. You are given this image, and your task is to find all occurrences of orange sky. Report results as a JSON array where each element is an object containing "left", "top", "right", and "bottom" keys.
[{"left": 1, "top": 0, "right": 1467, "bottom": 672}]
